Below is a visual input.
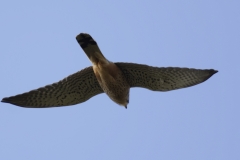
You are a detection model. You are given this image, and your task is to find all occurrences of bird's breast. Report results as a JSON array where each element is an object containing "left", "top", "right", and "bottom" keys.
[{"left": 93, "top": 62, "right": 130, "bottom": 107}]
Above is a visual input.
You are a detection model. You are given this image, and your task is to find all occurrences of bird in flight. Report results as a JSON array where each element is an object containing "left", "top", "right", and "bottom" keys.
[{"left": 1, "top": 33, "right": 217, "bottom": 109}]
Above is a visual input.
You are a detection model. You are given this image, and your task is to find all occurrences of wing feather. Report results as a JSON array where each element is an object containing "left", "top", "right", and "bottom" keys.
[
  {"left": 116, "top": 63, "right": 217, "bottom": 91},
  {"left": 1, "top": 66, "right": 103, "bottom": 108}
]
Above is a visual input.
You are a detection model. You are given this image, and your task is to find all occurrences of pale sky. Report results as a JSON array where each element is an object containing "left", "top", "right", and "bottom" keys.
[{"left": 0, "top": 1, "right": 239, "bottom": 160}]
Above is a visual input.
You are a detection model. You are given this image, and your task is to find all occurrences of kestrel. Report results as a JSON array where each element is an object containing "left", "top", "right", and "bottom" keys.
[{"left": 1, "top": 33, "right": 217, "bottom": 109}]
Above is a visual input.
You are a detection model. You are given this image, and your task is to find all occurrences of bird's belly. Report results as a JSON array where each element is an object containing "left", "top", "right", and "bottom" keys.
[{"left": 93, "top": 63, "right": 130, "bottom": 107}]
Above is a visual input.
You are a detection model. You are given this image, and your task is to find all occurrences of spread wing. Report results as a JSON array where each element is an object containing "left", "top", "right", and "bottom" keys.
[
  {"left": 1, "top": 66, "right": 103, "bottom": 108},
  {"left": 115, "top": 63, "right": 217, "bottom": 91}
]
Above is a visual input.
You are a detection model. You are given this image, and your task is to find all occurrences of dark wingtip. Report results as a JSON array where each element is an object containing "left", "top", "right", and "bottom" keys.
[
  {"left": 2, "top": 97, "right": 15, "bottom": 105},
  {"left": 212, "top": 69, "right": 218, "bottom": 74},
  {"left": 200, "top": 69, "right": 218, "bottom": 83},
  {"left": 209, "top": 69, "right": 218, "bottom": 76},
  {"left": 1, "top": 97, "right": 9, "bottom": 103},
  {"left": 1, "top": 96, "right": 26, "bottom": 107}
]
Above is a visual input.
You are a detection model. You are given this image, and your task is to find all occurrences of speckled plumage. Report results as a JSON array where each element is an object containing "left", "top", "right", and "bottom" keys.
[{"left": 1, "top": 33, "right": 218, "bottom": 108}]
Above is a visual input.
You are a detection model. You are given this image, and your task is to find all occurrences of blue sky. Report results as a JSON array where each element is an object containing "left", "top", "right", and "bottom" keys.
[{"left": 0, "top": 0, "right": 239, "bottom": 159}]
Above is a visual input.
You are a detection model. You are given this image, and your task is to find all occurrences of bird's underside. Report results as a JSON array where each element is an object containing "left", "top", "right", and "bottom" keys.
[{"left": 1, "top": 33, "right": 218, "bottom": 108}]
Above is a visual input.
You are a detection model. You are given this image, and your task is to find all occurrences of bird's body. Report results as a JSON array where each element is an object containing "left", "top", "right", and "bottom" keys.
[
  {"left": 93, "top": 63, "right": 130, "bottom": 108},
  {"left": 1, "top": 33, "right": 218, "bottom": 109},
  {"left": 76, "top": 33, "right": 130, "bottom": 108}
]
